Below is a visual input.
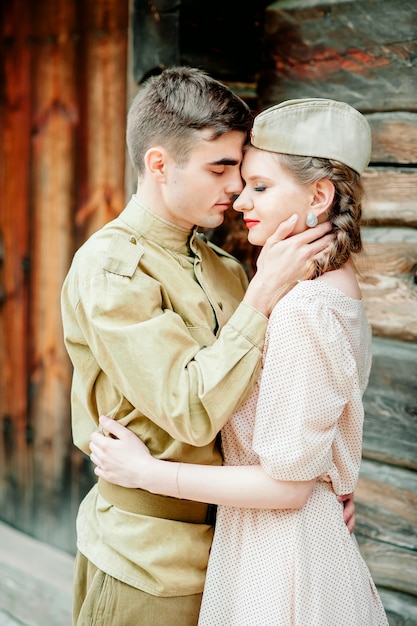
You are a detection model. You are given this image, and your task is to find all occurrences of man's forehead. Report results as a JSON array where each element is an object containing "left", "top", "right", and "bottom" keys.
[{"left": 192, "top": 130, "right": 245, "bottom": 165}]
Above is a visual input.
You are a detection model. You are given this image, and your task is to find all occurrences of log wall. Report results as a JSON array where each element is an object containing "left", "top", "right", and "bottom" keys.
[
  {"left": 1, "top": 3, "right": 416, "bottom": 625},
  {"left": 254, "top": 1, "right": 417, "bottom": 623},
  {"left": 0, "top": 0, "right": 129, "bottom": 551}
]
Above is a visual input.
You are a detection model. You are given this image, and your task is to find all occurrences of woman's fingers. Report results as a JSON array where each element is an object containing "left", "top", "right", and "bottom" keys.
[{"left": 98, "top": 415, "right": 126, "bottom": 438}]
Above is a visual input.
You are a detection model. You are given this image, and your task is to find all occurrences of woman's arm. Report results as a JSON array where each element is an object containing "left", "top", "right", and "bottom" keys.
[{"left": 90, "top": 416, "right": 315, "bottom": 510}]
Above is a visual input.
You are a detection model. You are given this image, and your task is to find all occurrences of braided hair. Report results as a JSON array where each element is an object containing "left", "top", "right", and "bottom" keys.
[{"left": 278, "top": 154, "right": 364, "bottom": 280}]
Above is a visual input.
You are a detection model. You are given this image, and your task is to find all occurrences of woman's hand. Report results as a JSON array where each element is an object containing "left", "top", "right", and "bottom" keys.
[{"left": 89, "top": 416, "right": 153, "bottom": 489}]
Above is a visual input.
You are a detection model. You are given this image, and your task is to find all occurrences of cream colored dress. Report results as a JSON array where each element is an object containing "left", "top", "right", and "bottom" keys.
[{"left": 198, "top": 281, "right": 389, "bottom": 626}]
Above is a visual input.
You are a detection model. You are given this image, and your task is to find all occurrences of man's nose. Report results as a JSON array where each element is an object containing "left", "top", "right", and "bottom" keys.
[{"left": 225, "top": 171, "right": 244, "bottom": 195}]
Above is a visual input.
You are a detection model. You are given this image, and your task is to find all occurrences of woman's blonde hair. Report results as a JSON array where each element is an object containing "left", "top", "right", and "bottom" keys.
[{"left": 277, "top": 154, "right": 364, "bottom": 280}]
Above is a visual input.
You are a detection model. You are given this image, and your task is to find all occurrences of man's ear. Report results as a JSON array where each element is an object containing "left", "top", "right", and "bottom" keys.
[
  {"left": 144, "top": 146, "right": 167, "bottom": 182},
  {"left": 311, "top": 178, "right": 335, "bottom": 215}
]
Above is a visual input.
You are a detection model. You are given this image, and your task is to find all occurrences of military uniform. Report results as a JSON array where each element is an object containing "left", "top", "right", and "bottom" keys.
[{"left": 61, "top": 196, "right": 267, "bottom": 624}]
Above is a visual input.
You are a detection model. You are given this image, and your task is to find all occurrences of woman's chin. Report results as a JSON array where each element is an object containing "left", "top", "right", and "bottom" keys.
[{"left": 247, "top": 232, "right": 266, "bottom": 247}]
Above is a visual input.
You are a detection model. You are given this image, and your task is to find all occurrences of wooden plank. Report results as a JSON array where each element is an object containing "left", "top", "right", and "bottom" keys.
[
  {"left": 356, "top": 535, "right": 417, "bottom": 596},
  {"left": 75, "top": 0, "right": 129, "bottom": 241},
  {"left": 360, "top": 226, "right": 417, "bottom": 273},
  {"left": 356, "top": 462, "right": 417, "bottom": 550},
  {"left": 362, "top": 338, "right": 417, "bottom": 469},
  {"left": 359, "top": 458, "right": 417, "bottom": 493},
  {"left": 367, "top": 112, "right": 417, "bottom": 165},
  {"left": 0, "top": 0, "right": 32, "bottom": 527},
  {"left": 0, "top": 520, "right": 73, "bottom": 626},
  {"left": 260, "top": 0, "right": 417, "bottom": 112},
  {"left": 0, "top": 0, "right": 129, "bottom": 553},
  {"left": 357, "top": 227, "right": 417, "bottom": 342},
  {"left": 377, "top": 588, "right": 417, "bottom": 626},
  {"left": 27, "top": 0, "right": 83, "bottom": 547},
  {"left": 362, "top": 168, "right": 417, "bottom": 227}
]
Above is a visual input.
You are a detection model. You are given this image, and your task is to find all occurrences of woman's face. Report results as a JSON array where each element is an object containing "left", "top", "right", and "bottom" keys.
[{"left": 233, "top": 146, "right": 315, "bottom": 247}]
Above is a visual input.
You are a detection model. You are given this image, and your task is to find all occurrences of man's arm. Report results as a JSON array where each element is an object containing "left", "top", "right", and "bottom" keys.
[{"left": 62, "top": 217, "right": 333, "bottom": 449}]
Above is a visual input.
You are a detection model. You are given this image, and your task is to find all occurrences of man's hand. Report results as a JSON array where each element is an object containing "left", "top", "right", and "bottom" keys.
[
  {"left": 338, "top": 492, "right": 356, "bottom": 533},
  {"left": 244, "top": 214, "right": 334, "bottom": 316}
]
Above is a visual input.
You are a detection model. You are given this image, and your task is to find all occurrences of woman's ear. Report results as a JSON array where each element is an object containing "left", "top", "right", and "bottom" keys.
[
  {"left": 144, "top": 146, "right": 167, "bottom": 182},
  {"left": 311, "top": 178, "right": 335, "bottom": 215}
]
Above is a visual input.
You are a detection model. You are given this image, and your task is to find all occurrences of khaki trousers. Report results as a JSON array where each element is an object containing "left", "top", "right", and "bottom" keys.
[{"left": 73, "top": 551, "right": 203, "bottom": 626}]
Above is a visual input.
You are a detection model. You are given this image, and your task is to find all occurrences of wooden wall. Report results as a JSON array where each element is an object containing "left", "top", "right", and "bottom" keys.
[
  {"left": 0, "top": 0, "right": 129, "bottom": 551},
  {"left": 254, "top": 1, "right": 417, "bottom": 624},
  {"left": 1, "top": 2, "right": 416, "bottom": 624}
]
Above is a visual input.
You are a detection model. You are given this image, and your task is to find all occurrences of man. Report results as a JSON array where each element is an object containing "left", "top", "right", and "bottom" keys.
[{"left": 61, "top": 66, "right": 339, "bottom": 625}]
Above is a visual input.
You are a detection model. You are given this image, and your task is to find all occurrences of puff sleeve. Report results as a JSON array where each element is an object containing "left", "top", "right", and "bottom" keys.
[{"left": 252, "top": 284, "right": 364, "bottom": 484}]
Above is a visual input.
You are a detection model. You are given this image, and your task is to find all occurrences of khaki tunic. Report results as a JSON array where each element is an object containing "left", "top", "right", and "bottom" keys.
[{"left": 61, "top": 196, "right": 267, "bottom": 596}]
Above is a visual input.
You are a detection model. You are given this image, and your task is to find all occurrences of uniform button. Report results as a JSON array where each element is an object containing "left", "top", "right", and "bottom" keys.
[{"left": 129, "top": 236, "right": 137, "bottom": 245}]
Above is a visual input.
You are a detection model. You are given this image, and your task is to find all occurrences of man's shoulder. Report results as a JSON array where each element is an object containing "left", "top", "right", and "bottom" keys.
[{"left": 69, "top": 217, "right": 144, "bottom": 280}]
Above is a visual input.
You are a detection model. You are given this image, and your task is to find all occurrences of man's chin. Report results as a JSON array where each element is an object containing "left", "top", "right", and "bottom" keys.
[{"left": 205, "top": 214, "right": 225, "bottom": 230}]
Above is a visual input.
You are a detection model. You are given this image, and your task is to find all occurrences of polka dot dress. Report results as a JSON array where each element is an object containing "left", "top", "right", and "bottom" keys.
[{"left": 198, "top": 281, "right": 389, "bottom": 626}]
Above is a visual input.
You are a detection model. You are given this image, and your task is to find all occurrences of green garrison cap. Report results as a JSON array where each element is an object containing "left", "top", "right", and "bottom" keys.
[{"left": 251, "top": 98, "right": 372, "bottom": 175}]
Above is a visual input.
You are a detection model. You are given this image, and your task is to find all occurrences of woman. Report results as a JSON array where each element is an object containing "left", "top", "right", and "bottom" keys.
[{"left": 89, "top": 98, "right": 389, "bottom": 625}]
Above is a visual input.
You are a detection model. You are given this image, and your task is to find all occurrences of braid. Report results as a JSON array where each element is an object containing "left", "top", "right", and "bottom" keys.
[{"left": 277, "top": 155, "right": 364, "bottom": 279}]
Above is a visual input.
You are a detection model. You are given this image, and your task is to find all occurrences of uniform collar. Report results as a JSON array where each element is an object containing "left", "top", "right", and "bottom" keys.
[{"left": 119, "top": 195, "right": 200, "bottom": 255}]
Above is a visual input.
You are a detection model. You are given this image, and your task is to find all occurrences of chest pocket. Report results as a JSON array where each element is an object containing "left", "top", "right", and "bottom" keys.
[{"left": 103, "top": 234, "right": 144, "bottom": 277}]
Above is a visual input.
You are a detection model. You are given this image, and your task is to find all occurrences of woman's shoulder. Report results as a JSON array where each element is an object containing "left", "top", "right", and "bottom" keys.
[{"left": 315, "top": 260, "right": 362, "bottom": 301}]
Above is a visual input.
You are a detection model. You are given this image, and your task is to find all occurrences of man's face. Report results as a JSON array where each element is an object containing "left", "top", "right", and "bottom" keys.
[{"left": 158, "top": 130, "right": 246, "bottom": 230}]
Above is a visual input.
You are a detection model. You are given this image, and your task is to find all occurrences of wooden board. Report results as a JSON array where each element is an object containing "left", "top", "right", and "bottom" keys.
[
  {"left": 367, "top": 112, "right": 417, "bottom": 165},
  {"left": 377, "top": 588, "right": 417, "bottom": 626},
  {"left": 357, "top": 227, "right": 417, "bottom": 342},
  {"left": 0, "top": 0, "right": 129, "bottom": 553},
  {"left": 260, "top": 0, "right": 417, "bottom": 112},
  {"left": 362, "top": 168, "right": 417, "bottom": 227},
  {"left": 356, "top": 458, "right": 417, "bottom": 604},
  {"left": 362, "top": 338, "right": 417, "bottom": 469}
]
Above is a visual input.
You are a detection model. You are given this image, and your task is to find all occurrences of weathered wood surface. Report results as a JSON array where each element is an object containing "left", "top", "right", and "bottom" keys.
[
  {"left": 357, "top": 461, "right": 417, "bottom": 549},
  {"left": 367, "top": 112, "right": 417, "bottom": 165},
  {"left": 0, "top": 0, "right": 32, "bottom": 528},
  {"left": 378, "top": 588, "right": 417, "bottom": 626},
  {"left": 357, "top": 343, "right": 417, "bottom": 614},
  {"left": 361, "top": 338, "right": 417, "bottom": 469},
  {"left": 357, "top": 227, "right": 417, "bottom": 342},
  {"left": 0, "top": 0, "right": 128, "bottom": 552},
  {"left": 29, "top": 0, "right": 79, "bottom": 546},
  {"left": 75, "top": 1, "right": 129, "bottom": 241},
  {"left": 362, "top": 168, "right": 417, "bottom": 227},
  {"left": 362, "top": 166, "right": 417, "bottom": 227},
  {"left": 259, "top": 0, "right": 417, "bottom": 112}
]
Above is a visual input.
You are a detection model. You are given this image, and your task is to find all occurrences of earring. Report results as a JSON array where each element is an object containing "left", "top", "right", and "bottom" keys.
[{"left": 306, "top": 212, "right": 318, "bottom": 228}]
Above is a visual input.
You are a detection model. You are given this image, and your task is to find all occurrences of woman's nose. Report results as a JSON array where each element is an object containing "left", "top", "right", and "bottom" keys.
[{"left": 233, "top": 191, "right": 251, "bottom": 213}]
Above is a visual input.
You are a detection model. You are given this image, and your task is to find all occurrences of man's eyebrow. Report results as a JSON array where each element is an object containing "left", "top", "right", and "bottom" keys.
[{"left": 209, "top": 158, "right": 240, "bottom": 166}]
